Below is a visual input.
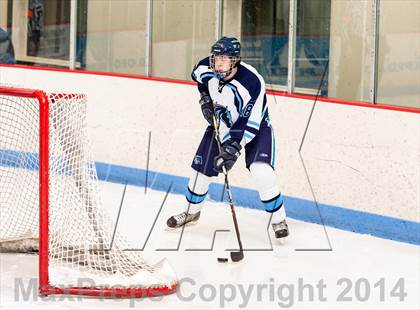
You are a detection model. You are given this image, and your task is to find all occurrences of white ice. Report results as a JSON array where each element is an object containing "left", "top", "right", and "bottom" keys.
[{"left": 1, "top": 181, "right": 419, "bottom": 309}]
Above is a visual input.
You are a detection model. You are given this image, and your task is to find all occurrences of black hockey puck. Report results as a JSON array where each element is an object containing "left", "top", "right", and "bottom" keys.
[{"left": 217, "top": 257, "right": 228, "bottom": 263}]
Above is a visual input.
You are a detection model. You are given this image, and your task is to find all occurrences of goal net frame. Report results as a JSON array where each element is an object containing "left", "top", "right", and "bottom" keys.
[{"left": 0, "top": 86, "right": 178, "bottom": 298}]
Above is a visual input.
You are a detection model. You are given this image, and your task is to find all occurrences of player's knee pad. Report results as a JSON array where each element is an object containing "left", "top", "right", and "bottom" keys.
[{"left": 250, "top": 162, "right": 283, "bottom": 212}]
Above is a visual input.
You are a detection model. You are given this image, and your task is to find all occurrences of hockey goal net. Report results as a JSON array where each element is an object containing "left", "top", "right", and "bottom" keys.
[{"left": 0, "top": 86, "right": 178, "bottom": 297}]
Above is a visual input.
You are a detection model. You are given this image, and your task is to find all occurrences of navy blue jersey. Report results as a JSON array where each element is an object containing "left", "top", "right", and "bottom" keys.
[{"left": 192, "top": 57, "right": 269, "bottom": 146}]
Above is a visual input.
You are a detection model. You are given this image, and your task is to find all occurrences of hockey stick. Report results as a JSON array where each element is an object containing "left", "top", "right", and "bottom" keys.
[{"left": 211, "top": 110, "right": 244, "bottom": 262}]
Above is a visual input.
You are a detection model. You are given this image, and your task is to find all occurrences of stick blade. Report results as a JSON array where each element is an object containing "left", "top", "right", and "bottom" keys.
[{"left": 230, "top": 251, "right": 244, "bottom": 262}]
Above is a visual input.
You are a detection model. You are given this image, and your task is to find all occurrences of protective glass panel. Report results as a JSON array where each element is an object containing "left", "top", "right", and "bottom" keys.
[
  {"left": 295, "top": 0, "right": 330, "bottom": 93},
  {"left": 84, "top": 0, "right": 147, "bottom": 75},
  {"left": 376, "top": 0, "right": 420, "bottom": 109},
  {"left": 152, "top": 0, "right": 216, "bottom": 80},
  {"left": 327, "top": 0, "right": 374, "bottom": 102},
  {"left": 239, "top": 0, "right": 289, "bottom": 87}
]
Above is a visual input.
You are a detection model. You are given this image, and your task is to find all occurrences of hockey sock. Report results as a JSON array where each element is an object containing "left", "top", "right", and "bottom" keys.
[{"left": 184, "top": 170, "right": 211, "bottom": 214}]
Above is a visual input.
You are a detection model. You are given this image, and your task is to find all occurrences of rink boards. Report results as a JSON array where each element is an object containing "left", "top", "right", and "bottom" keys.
[{"left": 0, "top": 64, "right": 418, "bottom": 245}]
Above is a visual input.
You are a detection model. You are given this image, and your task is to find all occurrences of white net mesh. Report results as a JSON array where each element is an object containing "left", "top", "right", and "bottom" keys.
[{"left": 0, "top": 89, "right": 177, "bottom": 293}]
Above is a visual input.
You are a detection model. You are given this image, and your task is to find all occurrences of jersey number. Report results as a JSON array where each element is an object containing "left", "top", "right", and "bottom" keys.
[{"left": 242, "top": 102, "right": 253, "bottom": 118}]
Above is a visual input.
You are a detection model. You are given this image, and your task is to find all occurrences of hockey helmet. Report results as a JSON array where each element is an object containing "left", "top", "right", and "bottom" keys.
[{"left": 210, "top": 37, "right": 241, "bottom": 78}]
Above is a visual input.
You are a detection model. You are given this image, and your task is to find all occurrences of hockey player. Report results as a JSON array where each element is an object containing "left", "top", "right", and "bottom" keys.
[{"left": 167, "top": 37, "right": 289, "bottom": 239}]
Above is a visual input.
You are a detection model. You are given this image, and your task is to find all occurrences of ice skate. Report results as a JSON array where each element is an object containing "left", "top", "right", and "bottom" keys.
[
  {"left": 272, "top": 220, "right": 289, "bottom": 238},
  {"left": 166, "top": 211, "right": 201, "bottom": 228}
]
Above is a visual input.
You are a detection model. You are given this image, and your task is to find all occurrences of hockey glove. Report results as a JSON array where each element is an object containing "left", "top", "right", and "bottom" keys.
[
  {"left": 214, "top": 139, "right": 242, "bottom": 173},
  {"left": 199, "top": 92, "right": 214, "bottom": 125}
]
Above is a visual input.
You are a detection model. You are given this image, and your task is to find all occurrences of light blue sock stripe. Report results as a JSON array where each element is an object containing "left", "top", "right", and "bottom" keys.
[
  {"left": 263, "top": 195, "right": 283, "bottom": 212},
  {"left": 186, "top": 189, "right": 207, "bottom": 204}
]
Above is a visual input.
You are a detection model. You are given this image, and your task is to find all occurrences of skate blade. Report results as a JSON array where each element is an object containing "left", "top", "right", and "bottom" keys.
[{"left": 277, "top": 238, "right": 286, "bottom": 245}]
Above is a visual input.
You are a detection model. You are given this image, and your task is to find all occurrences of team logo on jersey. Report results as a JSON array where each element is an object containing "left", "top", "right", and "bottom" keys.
[
  {"left": 214, "top": 103, "right": 233, "bottom": 128},
  {"left": 194, "top": 155, "right": 203, "bottom": 165}
]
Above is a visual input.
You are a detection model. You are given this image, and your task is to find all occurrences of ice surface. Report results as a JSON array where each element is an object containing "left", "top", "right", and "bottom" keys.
[{"left": 1, "top": 181, "right": 419, "bottom": 309}]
